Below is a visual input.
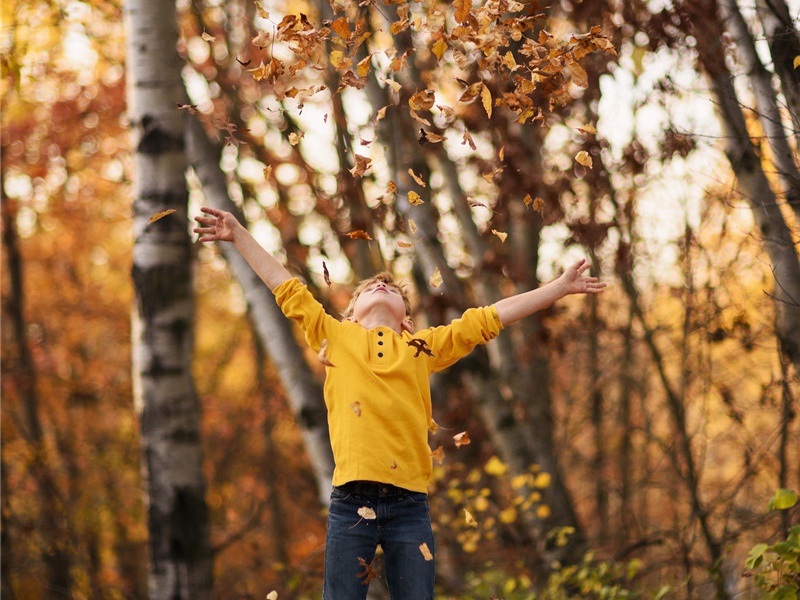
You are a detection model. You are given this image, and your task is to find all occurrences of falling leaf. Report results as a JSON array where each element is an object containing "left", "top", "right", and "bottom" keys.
[
  {"left": 482, "top": 167, "right": 503, "bottom": 183},
  {"left": 397, "top": 240, "right": 414, "bottom": 248},
  {"left": 491, "top": 229, "right": 508, "bottom": 243},
  {"left": 480, "top": 84, "right": 493, "bottom": 119},
  {"left": 201, "top": 30, "right": 215, "bottom": 42},
  {"left": 575, "top": 150, "right": 593, "bottom": 168},
  {"left": 147, "top": 209, "right": 176, "bottom": 225},
  {"left": 467, "top": 199, "right": 488, "bottom": 210},
  {"left": 357, "top": 557, "right": 381, "bottom": 585},
  {"left": 464, "top": 508, "right": 478, "bottom": 526},
  {"left": 409, "top": 88, "right": 436, "bottom": 111},
  {"left": 429, "top": 267, "right": 443, "bottom": 288},
  {"left": 458, "top": 82, "right": 483, "bottom": 103},
  {"left": 419, "top": 543, "right": 434, "bottom": 561},
  {"left": 349, "top": 154, "right": 372, "bottom": 178},
  {"left": 523, "top": 193, "right": 533, "bottom": 207},
  {"left": 346, "top": 230, "right": 372, "bottom": 241},
  {"left": 408, "top": 109, "right": 431, "bottom": 126},
  {"left": 351, "top": 401, "right": 362, "bottom": 416},
  {"left": 263, "top": 165, "right": 272, "bottom": 180},
  {"left": 498, "top": 146, "right": 505, "bottom": 161},
  {"left": 357, "top": 55, "right": 372, "bottom": 78},
  {"left": 318, "top": 339, "right": 335, "bottom": 367},
  {"left": 418, "top": 129, "right": 446, "bottom": 145},
  {"left": 577, "top": 123, "right": 597, "bottom": 135},
  {"left": 288, "top": 132, "right": 304, "bottom": 146},
  {"left": 429, "top": 418, "right": 440, "bottom": 433},
  {"left": 382, "top": 77, "right": 402, "bottom": 93},
  {"left": 358, "top": 506, "right": 377, "bottom": 520},
  {"left": 408, "top": 219, "right": 417, "bottom": 234},
  {"left": 462, "top": 130, "right": 476, "bottom": 150},
  {"left": 254, "top": 1, "right": 269, "bottom": 18},
  {"left": 408, "top": 169, "right": 426, "bottom": 187},
  {"left": 454, "top": 431, "right": 471, "bottom": 447},
  {"left": 375, "top": 105, "right": 388, "bottom": 124},
  {"left": 432, "top": 38, "right": 447, "bottom": 61},
  {"left": 794, "top": 55, "right": 800, "bottom": 69},
  {"left": 431, "top": 445, "right": 445, "bottom": 464},
  {"left": 408, "top": 191, "right": 424, "bottom": 205},
  {"left": 266, "top": 591, "right": 278, "bottom": 600},
  {"left": 454, "top": 0, "right": 471, "bottom": 23},
  {"left": 533, "top": 197, "right": 544, "bottom": 212},
  {"left": 176, "top": 102, "right": 197, "bottom": 114},
  {"left": 322, "top": 261, "right": 331, "bottom": 287}
]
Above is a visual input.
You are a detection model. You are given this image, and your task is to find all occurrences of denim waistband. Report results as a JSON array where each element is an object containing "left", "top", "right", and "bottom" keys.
[{"left": 337, "top": 480, "right": 409, "bottom": 496}]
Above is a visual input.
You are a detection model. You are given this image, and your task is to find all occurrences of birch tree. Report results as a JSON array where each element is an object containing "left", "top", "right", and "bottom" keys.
[{"left": 124, "top": 0, "right": 212, "bottom": 596}]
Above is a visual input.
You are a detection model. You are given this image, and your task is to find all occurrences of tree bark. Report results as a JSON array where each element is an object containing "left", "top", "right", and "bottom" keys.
[{"left": 124, "top": 0, "right": 213, "bottom": 596}]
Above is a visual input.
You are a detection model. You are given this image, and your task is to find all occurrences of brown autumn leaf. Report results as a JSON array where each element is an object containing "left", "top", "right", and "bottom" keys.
[
  {"left": 288, "top": 132, "right": 304, "bottom": 146},
  {"left": 322, "top": 261, "right": 331, "bottom": 287},
  {"left": 176, "top": 102, "right": 197, "bottom": 114},
  {"left": 375, "top": 105, "right": 388, "bottom": 124},
  {"left": 458, "top": 82, "right": 483, "bottom": 103},
  {"left": 533, "top": 197, "right": 545, "bottom": 212},
  {"left": 418, "top": 129, "right": 446, "bottom": 145},
  {"left": 467, "top": 199, "right": 489, "bottom": 210},
  {"left": 462, "top": 130, "right": 476, "bottom": 150},
  {"left": 454, "top": 0, "right": 471, "bottom": 23},
  {"left": 357, "top": 557, "right": 381, "bottom": 585},
  {"left": 201, "top": 30, "right": 215, "bottom": 42},
  {"left": 408, "top": 109, "right": 432, "bottom": 126},
  {"left": 409, "top": 88, "right": 436, "bottom": 111},
  {"left": 523, "top": 193, "right": 533, "bottom": 208},
  {"left": 453, "top": 431, "right": 471, "bottom": 447},
  {"left": 432, "top": 37, "right": 447, "bottom": 61},
  {"left": 147, "top": 209, "right": 176, "bottom": 225},
  {"left": 397, "top": 240, "right": 415, "bottom": 248},
  {"left": 577, "top": 123, "right": 597, "bottom": 135},
  {"left": 346, "top": 230, "right": 372, "bottom": 241},
  {"left": 263, "top": 165, "right": 273, "bottom": 180},
  {"left": 431, "top": 445, "right": 445, "bottom": 465},
  {"left": 254, "top": 0, "right": 269, "bottom": 18},
  {"left": 482, "top": 167, "right": 503, "bottom": 183},
  {"left": 575, "top": 150, "right": 593, "bottom": 168},
  {"left": 318, "top": 339, "right": 335, "bottom": 367},
  {"left": 349, "top": 154, "right": 372, "bottom": 178},
  {"left": 357, "top": 55, "right": 372, "bottom": 78}
]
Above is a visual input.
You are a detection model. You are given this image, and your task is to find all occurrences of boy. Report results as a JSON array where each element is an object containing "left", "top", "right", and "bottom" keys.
[{"left": 193, "top": 206, "right": 606, "bottom": 600}]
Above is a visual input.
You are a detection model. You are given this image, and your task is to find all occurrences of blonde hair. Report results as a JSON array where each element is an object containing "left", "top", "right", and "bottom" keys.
[{"left": 341, "top": 272, "right": 412, "bottom": 319}]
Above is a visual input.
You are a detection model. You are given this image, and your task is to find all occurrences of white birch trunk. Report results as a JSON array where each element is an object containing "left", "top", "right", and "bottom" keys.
[{"left": 124, "top": 0, "right": 212, "bottom": 597}]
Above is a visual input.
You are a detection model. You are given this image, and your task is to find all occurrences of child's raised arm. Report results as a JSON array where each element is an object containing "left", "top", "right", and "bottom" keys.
[
  {"left": 494, "top": 258, "right": 606, "bottom": 326},
  {"left": 193, "top": 206, "right": 292, "bottom": 291}
]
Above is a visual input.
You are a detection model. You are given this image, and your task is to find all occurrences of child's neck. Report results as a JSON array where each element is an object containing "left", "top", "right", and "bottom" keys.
[{"left": 353, "top": 309, "right": 403, "bottom": 334}]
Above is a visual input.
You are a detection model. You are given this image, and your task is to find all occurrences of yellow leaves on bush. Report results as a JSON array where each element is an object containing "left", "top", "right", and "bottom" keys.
[
  {"left": 534, "top": 471, "right": 551, "bottom": 489},
  {"left": 498, "top": 506, "right": 517, "bottom": 524},
  {"left": 536, "top": 504, "right": 551, "bottom": 519},
  {"left": 484, "top": 455, "right": 508, "bottom": 476}
]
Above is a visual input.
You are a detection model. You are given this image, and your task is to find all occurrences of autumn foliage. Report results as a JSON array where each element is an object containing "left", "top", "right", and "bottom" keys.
[{"left": 3, "top": 0, "right": 799, "bottom": 598}]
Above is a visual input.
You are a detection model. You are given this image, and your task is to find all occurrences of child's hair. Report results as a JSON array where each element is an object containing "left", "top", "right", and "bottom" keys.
[{"left": 341, "top": 272, "right": 412, "bottom": 319}]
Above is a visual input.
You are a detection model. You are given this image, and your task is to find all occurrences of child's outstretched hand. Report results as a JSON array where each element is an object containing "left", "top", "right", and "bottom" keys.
[
  {"left": 559, "top": 258, "right": 607, "bottom": 296},
  {"left": 193, "top": 206, "right": 240, "bottom": 243}
]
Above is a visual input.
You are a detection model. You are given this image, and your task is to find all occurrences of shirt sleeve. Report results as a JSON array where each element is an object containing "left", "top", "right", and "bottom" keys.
[
  {"left": 273, "top": 278, "right": 342, "bottom": 352},
  {"left": 424, "top": 305, "right": 504, "bottom": 373}
]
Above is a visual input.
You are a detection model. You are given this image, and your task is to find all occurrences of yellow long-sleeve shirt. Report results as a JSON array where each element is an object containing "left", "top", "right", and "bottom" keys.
[{"left": 274, "top": 278, "right": 504, "bottom": 493}]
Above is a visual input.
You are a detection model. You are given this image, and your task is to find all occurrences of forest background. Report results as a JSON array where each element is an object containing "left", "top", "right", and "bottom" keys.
[{"left": 2, "top": 0, "right": 799, "bottom": 598}]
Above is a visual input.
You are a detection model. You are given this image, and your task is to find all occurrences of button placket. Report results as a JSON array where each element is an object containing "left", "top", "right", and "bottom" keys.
[{"left": 377, "top": 330, "right": 385, "bottom": 358}]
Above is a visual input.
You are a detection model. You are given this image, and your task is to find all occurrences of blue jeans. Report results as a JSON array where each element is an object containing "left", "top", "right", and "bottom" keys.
[{"left": 323, "top": 481, "right": 435, "bottom": 600}]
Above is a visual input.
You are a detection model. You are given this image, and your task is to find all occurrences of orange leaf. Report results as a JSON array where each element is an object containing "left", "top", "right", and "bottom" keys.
[
  {"left": 454, "top": 431, "right": 471, "bottom": 447},
  {"left": 408, "top": 169, "right": 426, "bottom": 187},
  {"left": 429, "top": 267, "right": 443, "bottom": 288},
  {"left": 419, "top": 543, "right": 434, "bottom": 561},
  {"left": 431, "top": 445, "right": 445, "bottom": 464},
  {"left": 432, "top": 38, "right": 447, "bottom": 61},
  {"left": 454, "top": 0, "right": 471, "bottom": 23},
  {"left": 147, "top": 209, "right": 176, "bottom": 225},
  {"left": 480, "top": 84, "right": 492, "bottom": 119},
  {"left": 346, "top": 230, "right": 372, "bottom": 240},
  {"left": 491, "top": 229, "right": 508, "bottom": 243},
  {"left": 575, "top": 150, "right": 593, "bottom": 168}
]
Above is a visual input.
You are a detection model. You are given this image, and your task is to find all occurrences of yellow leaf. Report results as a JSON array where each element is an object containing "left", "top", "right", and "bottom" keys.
[
  {"left": 429, "top": 267, "right": 443, "bottom": 288},
  {"left": 431, "top": 445, "right": 445, "bottom": 464},
  {"left": 408, "top": 191, "right": 424, "bottom": 205},
  {"left": 491, "top": 229, "right": 508, "bottom": 243},
  {"left": 201, "top": 30, "right": 215, "bottom": 42},
  {"left": 432, "top": 38, "right": 447, "bottom": 61},
  {"left": 464, "top": 508, "right": 478, "bottom": 526},
  {"left": 357, "top": 55, "right": 372, "bottom": 78},
  {"left": 330, "top": 50, "right": 345, "bottom": 68},
  {"left": 147, "top": 209, "right": 176, "bottom": 225},
  {"left": 575, "top": 150, "right": 593, "bottom": 168},
  {"left": 481, "top": 84, "right": 492, "bottom": 119},
  {"left": 263, "top": 165, "right": 272, "bottom": 180},
  {"left": 419, "top": 543, "right": 434, "bottom": 561},
  {"left": 358, "top": 506, "right": 377, "bottom": 520},
  {"left": 288, "top": 132, "right": 304, "bottom": 146},
  {"left": 409, "top": 219, "right": 417, "bottom": 234},
  {"left": 793, "top": 55, "right": 800, "bottom": 69},
  {"left": 397, "top": 240, "right": 414, "bottom": 248},
  {"left": 254, "top": 1, "right": 269, "bottom": 19},
  {"left": 577, "top": 123, "right": 597, "bottom": 135},
  {"left": 382, "top": 78, "right": 403, "bottom": 93}
]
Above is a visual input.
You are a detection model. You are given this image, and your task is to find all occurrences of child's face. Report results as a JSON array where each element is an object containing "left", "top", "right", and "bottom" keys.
[{"left": 349, "top": 281, "right": 412, "bottom": 331}]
